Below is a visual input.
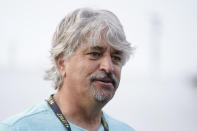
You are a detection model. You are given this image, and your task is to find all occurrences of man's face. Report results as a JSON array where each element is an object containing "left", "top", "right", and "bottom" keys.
[{"left": 61, "top": 40, "right": 123, "bottom": 103}]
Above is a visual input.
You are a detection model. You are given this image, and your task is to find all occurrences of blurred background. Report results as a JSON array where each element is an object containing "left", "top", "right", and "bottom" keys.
[{"left": 0, "top": 0, "right": 197, "bottom": 131}]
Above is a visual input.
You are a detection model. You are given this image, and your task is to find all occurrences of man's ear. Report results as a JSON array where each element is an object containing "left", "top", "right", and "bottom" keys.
[{"left": 55, "top": 53, "right": 66, "bottom": 77}]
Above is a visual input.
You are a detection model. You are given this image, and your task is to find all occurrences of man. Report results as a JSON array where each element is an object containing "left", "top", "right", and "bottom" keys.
[{"left": 0, "top": 8, "right": 135, "bottom": 131}]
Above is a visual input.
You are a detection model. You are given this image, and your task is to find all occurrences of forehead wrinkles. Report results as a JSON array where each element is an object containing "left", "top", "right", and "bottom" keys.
[
  {"left": 81, "top": 43, "right": 123, "bottom": 58},
  {"left": 79, "top": 33, "right": 122, "bottom": 52},
  {"left": 87, "top": 28, "right": 124, "bottom": 51},
  {"left": 76, "top": 31, "right": 124, "bottom": 62}
]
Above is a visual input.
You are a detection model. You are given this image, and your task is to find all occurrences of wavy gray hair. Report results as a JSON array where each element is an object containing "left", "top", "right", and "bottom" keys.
[{"left": 45, "top": 8, "right": 135, "bottom": 90}]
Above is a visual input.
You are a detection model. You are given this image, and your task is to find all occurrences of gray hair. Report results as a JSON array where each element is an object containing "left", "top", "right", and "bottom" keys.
[{"left": 45, "top": 8, "right": 134, "bottom": 90}]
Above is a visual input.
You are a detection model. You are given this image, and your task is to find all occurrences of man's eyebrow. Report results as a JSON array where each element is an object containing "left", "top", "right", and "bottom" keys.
[
  {"left": 88, "top": 45, "right": 123, "bottom": 55},
  {"left": 113, "top": 50, "right": 123, "bottom": 55},
  {"left": 89, "top": 46, "right": 106, "bottom": 51}
]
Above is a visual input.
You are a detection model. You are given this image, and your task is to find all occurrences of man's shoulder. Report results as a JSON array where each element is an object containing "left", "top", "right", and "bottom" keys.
[
  {"left": 103, "top": 112, "right": 135, "bottom": 131},
  {"left": 0, "top": 101, "right": 52, "bottom": 130}
]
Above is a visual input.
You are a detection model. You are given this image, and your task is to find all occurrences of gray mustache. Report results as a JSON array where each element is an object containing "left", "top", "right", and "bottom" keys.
[{"left": 89, "top": 72, "right": 119, "bottom": 89}]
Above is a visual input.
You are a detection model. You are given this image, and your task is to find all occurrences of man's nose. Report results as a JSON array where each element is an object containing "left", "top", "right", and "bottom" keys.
[{"left": 99, "top": 55, "right": 114, "bottom": 73}]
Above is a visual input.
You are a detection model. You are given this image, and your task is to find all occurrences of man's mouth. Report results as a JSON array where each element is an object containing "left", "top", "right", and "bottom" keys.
[
  {"left": 89, "top": 72, "right": 118, "bottom": 89},
  {"left": 97, "top": 78, "right": 113, "bottom": 83},
  {"left": 93, "top": 78, "right": 115, "bottom": 88}
]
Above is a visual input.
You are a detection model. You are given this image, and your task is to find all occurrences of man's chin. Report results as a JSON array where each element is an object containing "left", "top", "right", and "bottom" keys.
[{"left": 91, "top": 86, "right": 115, "bottom": 103}]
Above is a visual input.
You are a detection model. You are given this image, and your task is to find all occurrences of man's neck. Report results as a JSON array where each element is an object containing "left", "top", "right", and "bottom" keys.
[{"left": 53, "top": 90, "right": 104, "bottom": 131}]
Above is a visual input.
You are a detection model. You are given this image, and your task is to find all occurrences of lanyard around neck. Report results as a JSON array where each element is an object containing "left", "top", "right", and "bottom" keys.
[{"left": 46, "top": 94, "right": 109, "bottom": 131}]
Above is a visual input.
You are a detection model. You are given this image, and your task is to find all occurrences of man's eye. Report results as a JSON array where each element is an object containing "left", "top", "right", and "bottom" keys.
[
  {"left": 112, "top": 56, "right": 122, "bottom": 62},
  {"left": 87, "top": 52, "right": 101, "bottom": 58}
]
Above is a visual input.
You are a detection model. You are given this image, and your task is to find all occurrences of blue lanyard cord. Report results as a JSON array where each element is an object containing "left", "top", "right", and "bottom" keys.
[{"left": 46, "top": 94, "right": 109, "bottom": 131}]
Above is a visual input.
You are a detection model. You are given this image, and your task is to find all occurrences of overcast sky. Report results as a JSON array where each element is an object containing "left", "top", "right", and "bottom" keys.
[{"left": 0, "top": 0, "right": 197, "bottom": 131}]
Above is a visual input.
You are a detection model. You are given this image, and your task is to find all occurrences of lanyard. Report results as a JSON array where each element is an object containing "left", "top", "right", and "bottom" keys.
[{"left": 46, "top": 94, "right": 109, "bottom": 131}]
